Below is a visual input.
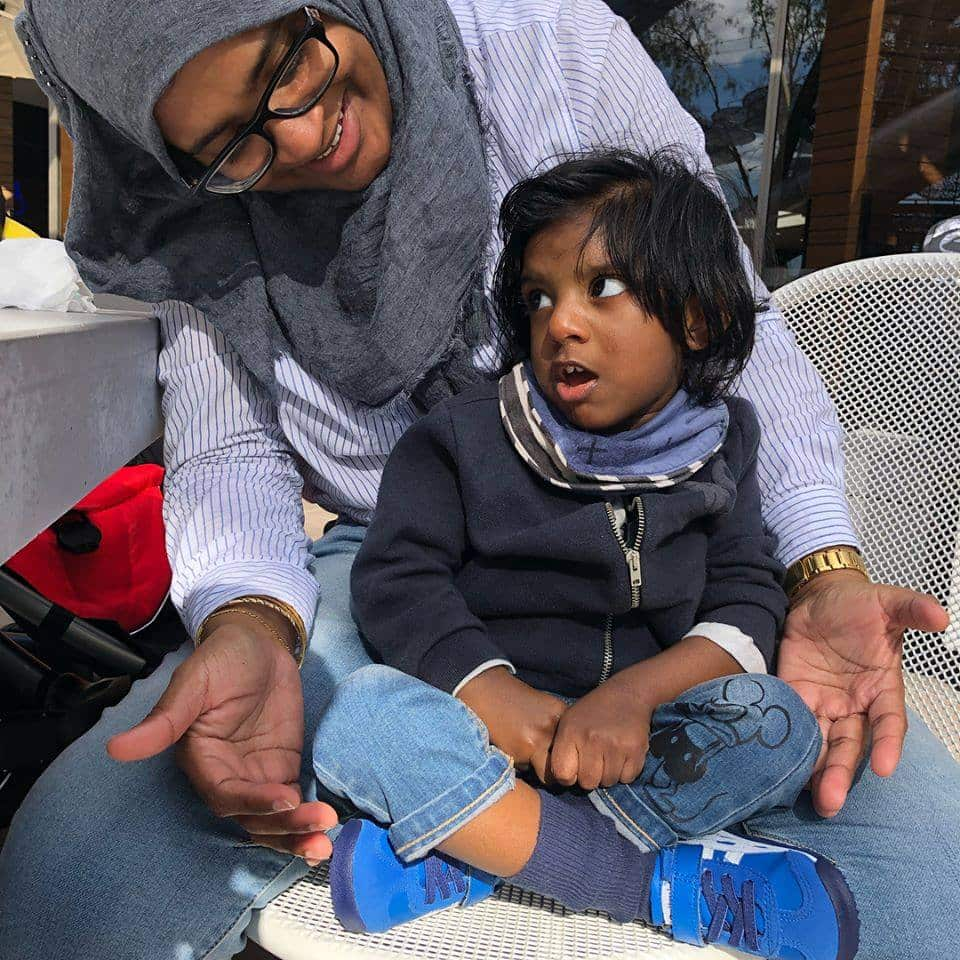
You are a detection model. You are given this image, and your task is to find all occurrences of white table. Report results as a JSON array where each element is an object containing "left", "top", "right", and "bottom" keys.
[{"left": 0, "top": 301, "right": 161, "bottom": 563}]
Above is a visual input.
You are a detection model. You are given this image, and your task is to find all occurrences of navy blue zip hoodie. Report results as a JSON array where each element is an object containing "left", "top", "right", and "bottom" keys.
[{"left": 351, "top": 381, "right": 786, "bottom": 699}]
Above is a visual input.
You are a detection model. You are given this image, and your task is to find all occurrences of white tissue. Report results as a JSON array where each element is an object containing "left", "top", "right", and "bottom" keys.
[{"left": 0, "top": 238, "right": 97, "bottom": 313}]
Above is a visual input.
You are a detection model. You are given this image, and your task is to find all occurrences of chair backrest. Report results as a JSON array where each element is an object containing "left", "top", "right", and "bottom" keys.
[
  {"left": 773, "top": 253, "right": 960, "bottom": 759},
  {"left": 252, "top": 256, "right": 960, "bottom": 960}
]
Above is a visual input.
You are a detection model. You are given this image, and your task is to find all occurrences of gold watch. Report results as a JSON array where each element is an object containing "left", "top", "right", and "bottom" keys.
[{"left": 783, "top": 545, "right": 868, "bottom": 601}]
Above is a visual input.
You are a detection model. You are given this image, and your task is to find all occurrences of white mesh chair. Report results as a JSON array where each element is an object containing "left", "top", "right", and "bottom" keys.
[
  {"left": 772, "top": 253, "right": 960, "bottom": 761},
  {"left": 249, "top": 253, "right": 960, "bottom": 960}
]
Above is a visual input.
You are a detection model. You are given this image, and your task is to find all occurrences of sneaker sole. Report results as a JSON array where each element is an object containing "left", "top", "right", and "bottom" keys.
[
  {"left": 815, "top": 856, "right": 861, "bottom": 960},
  {"left": 329, "top": 817, "right": 368, "bottom": 934}
]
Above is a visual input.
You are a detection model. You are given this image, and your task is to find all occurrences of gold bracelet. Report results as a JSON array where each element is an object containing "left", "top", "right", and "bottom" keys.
[
  {"left": 236, "top": 596, "right": 307, "bottom": 649},
  {"left": 243, "top": 596, "right": 307, "bottom": 667},
  {"left": 783, "top": 545, "right": 868, "bottom": 601},
  {"left": 197, "top": 596, "right": 307, "bottom": 667},
  {"left": 198, "top": 607, "right": 297, "bottom": 663}
]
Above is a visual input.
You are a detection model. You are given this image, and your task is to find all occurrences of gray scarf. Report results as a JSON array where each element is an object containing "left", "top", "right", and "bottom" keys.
[
  {"left": 499, "top": 363, "right": 729, "bottom": 493},
  {"left": 18, "top": 0, "right": 491, "bottom": 409}
]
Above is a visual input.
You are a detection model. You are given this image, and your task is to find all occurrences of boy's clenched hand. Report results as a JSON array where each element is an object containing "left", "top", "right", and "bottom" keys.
[
  {"left": 549, "top": 636, "right": 743, "bottom": 791},
  {"left": 457, "top": 666, "right": 567, "bottom": 783},
  {"left": 549, "top": 671, "right": 655, "bottom": 790}
]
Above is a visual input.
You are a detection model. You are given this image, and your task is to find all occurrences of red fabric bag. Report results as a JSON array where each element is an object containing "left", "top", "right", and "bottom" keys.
[{"left": 6, "top": 465, "right": 171, "bottom": 633}]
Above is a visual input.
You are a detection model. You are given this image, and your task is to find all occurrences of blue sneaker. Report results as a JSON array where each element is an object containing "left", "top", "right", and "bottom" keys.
[
  {"left": 329, "top": 818, "right": 499, "bottom": 934},
  {"left": 650, "top": 831, "right": 859, "bottom": 960}
]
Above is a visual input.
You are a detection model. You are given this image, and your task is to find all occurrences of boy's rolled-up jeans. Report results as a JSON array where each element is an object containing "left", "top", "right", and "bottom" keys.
[{"left": 312, "top": 665, "right": 822, "bottom": 862}]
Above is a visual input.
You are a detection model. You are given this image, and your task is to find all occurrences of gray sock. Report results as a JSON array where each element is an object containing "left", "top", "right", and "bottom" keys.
[{"left": 508, "top": 790, "right": 655, "bottom": 923}]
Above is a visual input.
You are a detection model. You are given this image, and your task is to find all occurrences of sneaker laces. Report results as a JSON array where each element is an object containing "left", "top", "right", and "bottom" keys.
[
  {"left": 423, "top": 857, "right": 468, "bottom": 905},
  {"left": 701, "top": 869, "right": 760, "bottom": 951}
]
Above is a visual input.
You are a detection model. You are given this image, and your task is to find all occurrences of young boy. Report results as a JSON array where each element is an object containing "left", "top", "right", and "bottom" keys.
[{"left": 312, "top": 151, "right": 859, "bottom": 960}]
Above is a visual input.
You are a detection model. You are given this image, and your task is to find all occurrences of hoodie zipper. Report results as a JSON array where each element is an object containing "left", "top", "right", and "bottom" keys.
[
  {"left": 599, "top": 614, "right": 615, "bottom": 683},
  {"left": 599, "top": 497, "right": 646, "bottom": 683}
]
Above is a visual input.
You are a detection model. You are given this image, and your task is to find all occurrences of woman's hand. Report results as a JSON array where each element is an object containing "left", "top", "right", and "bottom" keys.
[
  {"left": 549, "top": 674, "right": 654, "bottom": 790},
  {"left": 107, "top": 616, "right": 337, "bottom": 865},
  {"left": 778, "top": 570, "right": 949, "bottom": 818},
  {"left": 457, "top": 667, "right": 567, "bottom": 782}
]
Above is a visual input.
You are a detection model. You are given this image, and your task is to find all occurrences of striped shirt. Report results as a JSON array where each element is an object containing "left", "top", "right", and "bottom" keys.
[{"left": 158, "top": 0, "right": 859, "bottom": 638}]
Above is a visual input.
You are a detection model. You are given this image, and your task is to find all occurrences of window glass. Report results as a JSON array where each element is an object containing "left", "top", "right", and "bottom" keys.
[
  {"left": 764, "top": 0, "right": 960, "bottom": 286},
  {"left": 619, "top": 0, "right": 772, "bottom": 239}
]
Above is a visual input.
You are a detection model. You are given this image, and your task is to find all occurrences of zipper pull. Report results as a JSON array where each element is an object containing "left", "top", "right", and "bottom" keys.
[{"left": 626, "top": 549, "right": 642, "bottom": 587}]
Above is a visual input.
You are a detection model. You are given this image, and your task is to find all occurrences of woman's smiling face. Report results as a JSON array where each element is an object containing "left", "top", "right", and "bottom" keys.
[{"left": 154, "top": 8, "right": 392, "bottom": 193}]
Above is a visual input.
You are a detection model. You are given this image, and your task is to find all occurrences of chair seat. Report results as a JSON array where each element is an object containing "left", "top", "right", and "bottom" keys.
[
  {"left": 249, "top": 670, "right": 959, "bottom": 960},
  {"left": 248, "top": 865, "right": 708, "bottom": 960},
  {"left": 904, "top": 670, "right": 960, "bottom": 761},
  {"left": 251, "top": 256, "right": 960, "bottom": 959}
]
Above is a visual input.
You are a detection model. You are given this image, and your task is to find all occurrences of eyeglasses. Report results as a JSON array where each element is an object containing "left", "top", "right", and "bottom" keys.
[{"left": 179, "top": 6, "right": 339, "bottom": 196}]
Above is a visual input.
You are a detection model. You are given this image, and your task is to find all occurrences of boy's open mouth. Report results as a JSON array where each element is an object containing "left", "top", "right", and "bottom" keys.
[{"left": 552, "top": 361, "right": 599, "bottom": 404}]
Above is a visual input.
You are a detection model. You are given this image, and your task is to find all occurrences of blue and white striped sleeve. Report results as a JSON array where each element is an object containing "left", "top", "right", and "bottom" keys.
[
  {"left": 555, "top": 0, "right": 860, "bottom": 566},
  {"left": 156, "top": 301, "right": 319, "bottom": 638}
]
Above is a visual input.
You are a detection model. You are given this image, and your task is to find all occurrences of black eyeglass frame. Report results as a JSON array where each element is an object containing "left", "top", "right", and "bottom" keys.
[{"left": 180, "top": 6, "right": 339, "bottom": 196}]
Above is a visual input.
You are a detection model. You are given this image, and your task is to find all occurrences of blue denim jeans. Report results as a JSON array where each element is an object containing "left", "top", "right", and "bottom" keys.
[
  {"left": 1, "top": 519, "right": 958, "bottom": 959},
  {"left": 312, "top": 667, "right": 960, "bottom": 960},
  {"left": 0, "top": 522, "right": 372, "bottom": 960},
  {"left": 313, "top": 666, "right": 823, "bottom": 858}
]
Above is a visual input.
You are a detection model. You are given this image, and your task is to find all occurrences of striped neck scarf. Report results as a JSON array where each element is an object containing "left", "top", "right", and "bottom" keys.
[{"left": 498, "top": 362, "right": 728, "bottom": 493}]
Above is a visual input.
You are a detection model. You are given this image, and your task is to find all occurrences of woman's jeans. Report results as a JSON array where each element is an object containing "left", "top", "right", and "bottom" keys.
[
  {"left": 1, "top": 520, "right": 958, "bottom": 960},
  {"left": 313, "top": 667, "right": 823, "bottom": 860}
]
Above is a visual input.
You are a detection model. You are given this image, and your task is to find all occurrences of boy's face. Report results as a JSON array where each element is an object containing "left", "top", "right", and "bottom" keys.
[{"left": 521, "top": 212, "right": 687, "bottom": 434}]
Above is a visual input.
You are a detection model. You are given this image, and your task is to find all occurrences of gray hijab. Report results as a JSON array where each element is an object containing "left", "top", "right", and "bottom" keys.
[{"left": 17, "top": 0, "right": 491, "bottom": 409}]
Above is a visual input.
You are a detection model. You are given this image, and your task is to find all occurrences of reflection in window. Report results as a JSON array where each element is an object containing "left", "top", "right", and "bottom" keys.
[
  {"left": 608, "top": 0, "right": 960, "bottom": 286},
  {"left": 626, "top": 0, "right": 774, "bottom": 236},
  {"left": 765, "top": 0, "right": 960, "bottom": 285}
]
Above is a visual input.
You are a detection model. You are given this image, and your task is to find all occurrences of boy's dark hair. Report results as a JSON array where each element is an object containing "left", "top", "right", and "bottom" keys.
[{"left": 492, "top": 149, "right": 762, "bottom": 405}]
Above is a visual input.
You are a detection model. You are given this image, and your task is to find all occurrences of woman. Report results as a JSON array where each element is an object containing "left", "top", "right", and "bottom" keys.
[{"left": 0, "top": 0, "right": 956, "bottom": 957}]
